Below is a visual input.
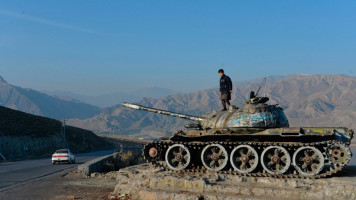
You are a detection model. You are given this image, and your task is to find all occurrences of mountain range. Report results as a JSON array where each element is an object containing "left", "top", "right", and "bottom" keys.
[
  {"left": 0, "top": 76, "right": 100, "bottom": 119},
  {"left": 44, "top": 76, "right": 286, "bottom": 108},
  {"left": 66, "top": 74, "right": 356, "bottom": 139},
  {"left": 44, "top": 87, "right": 178, "bottom": 108}
]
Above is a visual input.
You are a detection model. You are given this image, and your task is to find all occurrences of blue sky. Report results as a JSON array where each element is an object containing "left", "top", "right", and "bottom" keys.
[{"left": 1, "top": 1, "right": 355, "bottom": 95}]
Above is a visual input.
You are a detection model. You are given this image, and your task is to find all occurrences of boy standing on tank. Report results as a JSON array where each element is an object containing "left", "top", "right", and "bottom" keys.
[{"left": 218, "top": 69, "right": 233, "bottom": 111}]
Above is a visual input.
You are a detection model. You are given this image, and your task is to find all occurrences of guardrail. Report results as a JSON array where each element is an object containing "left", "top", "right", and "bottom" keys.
[{"left": 78, "top": 153, "right": 115, "bottom": 175}]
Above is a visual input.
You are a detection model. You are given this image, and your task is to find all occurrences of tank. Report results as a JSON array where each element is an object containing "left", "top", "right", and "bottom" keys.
[{"left": 122, "top": 95, "right": 353, "bottom": 178}]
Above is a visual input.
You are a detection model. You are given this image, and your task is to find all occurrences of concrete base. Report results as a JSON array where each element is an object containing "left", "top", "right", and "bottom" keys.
[
  {"left": 113, "top": 164, "right": 356, "bottom": 200},
  {"left": 78, "top": 153, "right": 116, "bottom": 175}
]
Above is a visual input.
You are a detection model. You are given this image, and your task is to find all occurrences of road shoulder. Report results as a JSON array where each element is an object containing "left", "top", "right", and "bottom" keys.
[{"left": 0, "top": 168, "right": 116, "bottom": 200}]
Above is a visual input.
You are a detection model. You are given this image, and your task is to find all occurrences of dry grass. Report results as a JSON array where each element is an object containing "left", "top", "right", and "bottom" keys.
[
  {"left": 103, "top": 150, "right": 144, "bottom": 172},
  {"left": 117, "top": 150, "right": 144, "bottom": 167}
]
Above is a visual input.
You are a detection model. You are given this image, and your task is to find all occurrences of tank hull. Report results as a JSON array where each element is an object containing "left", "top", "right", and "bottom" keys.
[{"left": 172, "top": 127, "right": 353, "bottom": 142}]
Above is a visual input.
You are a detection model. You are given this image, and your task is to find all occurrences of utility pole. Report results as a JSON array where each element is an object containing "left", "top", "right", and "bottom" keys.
[
  {"left": 0, "top": 153, "right": 6, "bottom": 162},
  {"left": 63, "top": 119, "right": 66, "bottom": 148}
]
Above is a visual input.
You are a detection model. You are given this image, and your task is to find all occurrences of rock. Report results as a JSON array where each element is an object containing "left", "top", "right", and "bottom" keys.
[
  {"left": 111, "top": 164, "right": 356, "bottom": 200},
  {"left": 116, "top": 173, "right": 129, "bottom": 183},
  {"left": 66, "top": 196, "right": 75, "bottom": 200}
]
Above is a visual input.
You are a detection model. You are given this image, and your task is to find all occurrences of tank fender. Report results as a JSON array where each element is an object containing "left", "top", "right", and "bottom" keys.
[{"left": 333, "top": 128, "right": 354, "bottom": 143}]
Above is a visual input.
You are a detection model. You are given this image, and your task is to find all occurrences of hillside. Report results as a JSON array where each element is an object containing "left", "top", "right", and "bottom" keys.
[
  {"left": 0, "top": 75, "right": 101, "bottom": 119},
  {"left": 0, "top": 105, "right": 114, "bottom": 161},
  {"left": 67, "top": 74, "right": 356, "bottom": 138}
]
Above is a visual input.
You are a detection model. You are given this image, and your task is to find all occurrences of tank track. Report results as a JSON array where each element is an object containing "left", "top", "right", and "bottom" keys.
[{"left": 142, "top": 140, "right": 352, "bottom": 179}]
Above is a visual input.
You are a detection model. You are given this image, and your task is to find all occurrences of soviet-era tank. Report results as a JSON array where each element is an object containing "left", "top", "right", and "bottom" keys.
[{"left": 122, "top": 95, "right": 353, "bottom": 178}]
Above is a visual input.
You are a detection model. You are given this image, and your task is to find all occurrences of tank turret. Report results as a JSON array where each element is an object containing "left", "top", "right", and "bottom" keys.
[{"left": 123, "top": 96, "right": 289, "bottom": 130}]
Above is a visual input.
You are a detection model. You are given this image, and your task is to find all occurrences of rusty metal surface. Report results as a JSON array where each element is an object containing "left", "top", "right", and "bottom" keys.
[
  {"left": 123, "top": 102, "right": 289, "bottom": 129},
  {"left": 224, "top": 104, "right": 288, "bottom": 128},
  {"left": 122, "top": 103, "right": 204, "bottom": 122}
]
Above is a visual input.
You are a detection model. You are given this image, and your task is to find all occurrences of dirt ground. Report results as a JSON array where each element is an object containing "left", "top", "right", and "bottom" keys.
[{"left": 0, "top": 168, "right": 117, "bottom": 200}]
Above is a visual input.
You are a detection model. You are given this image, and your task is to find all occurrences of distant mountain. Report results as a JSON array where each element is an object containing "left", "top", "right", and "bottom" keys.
[
  {"left": 44, "top": 90, "right": 140, "bottom": 108},
  {"left": 67, "top": 74, "right": 356, "bottom": 139},
  {"left": 0, "top": 75, "right": 101, "bottom": 119},
  {"left": 233, "top": 75, "right": 286, "bottom": 86},
  {"left": 45, "top": 87, "right": 178, "bottom": 108}
]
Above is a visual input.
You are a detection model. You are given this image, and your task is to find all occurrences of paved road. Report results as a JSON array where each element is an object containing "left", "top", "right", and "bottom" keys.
[{"left": 0, "top": 150, "right": 114, "bottom": 191}]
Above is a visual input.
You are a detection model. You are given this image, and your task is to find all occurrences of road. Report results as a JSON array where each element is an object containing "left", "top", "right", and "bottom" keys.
[
  {"left": 350, "top": 146, "right": 356, "bottom": 165},
  {"left": 0, "top": 150, "right": 114, "bottom": 191}
]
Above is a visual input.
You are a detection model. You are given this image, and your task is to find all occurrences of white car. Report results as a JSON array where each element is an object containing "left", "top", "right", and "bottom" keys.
[{"left": 52, "top": 149, "right": 75, "bottom": 164}]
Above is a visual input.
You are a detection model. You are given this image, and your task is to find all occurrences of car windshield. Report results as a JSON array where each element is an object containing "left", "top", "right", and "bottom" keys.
[{"left": 55, "top": 150, "right": 68, "bottom": 154}]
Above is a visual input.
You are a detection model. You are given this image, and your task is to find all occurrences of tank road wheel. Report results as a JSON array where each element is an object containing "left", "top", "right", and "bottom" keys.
[
  {"left": 261, "top": 146, "right": 291, "bottom": 175},
  {"left": 230, "top": 145, "right": 259, "bottom": 174},
  {"left": 201, "top": 144, "right": 228, "bottom": 171},
  {"left": 326, "top": 143, "right": 352, "bottom": 167},
  {"left": 293, "top": 146, "right": 324, "bottom": 177},
  {"left": 165, "top": 144, "right": 191, "bottom": 171}
]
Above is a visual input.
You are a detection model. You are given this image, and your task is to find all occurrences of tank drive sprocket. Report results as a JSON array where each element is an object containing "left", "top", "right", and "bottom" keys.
[{"left": 326, "top": 142, "right": 352, "bottom": 167}]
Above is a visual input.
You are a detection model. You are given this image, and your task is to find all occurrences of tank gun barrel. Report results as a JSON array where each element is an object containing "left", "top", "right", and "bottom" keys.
[{"left": 122, "top": 102, "right": 204, "bottom": 122}]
